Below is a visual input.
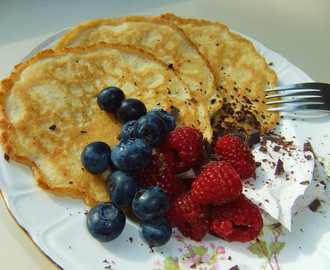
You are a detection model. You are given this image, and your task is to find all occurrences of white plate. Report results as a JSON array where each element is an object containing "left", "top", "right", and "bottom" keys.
[{"left": 0, "top": 25, "right": 330, "bottom": 270}]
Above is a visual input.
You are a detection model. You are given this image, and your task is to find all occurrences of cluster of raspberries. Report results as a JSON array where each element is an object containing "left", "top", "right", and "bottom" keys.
[{"left": 136, "top": 127, "right": 263, "bottom": 242}]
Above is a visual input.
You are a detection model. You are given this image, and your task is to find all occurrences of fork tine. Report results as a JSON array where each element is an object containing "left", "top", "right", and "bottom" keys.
[
  {"left": 267, "top": 103, "right": 327, "bottom": 111},
  {"left": 266, "top": 97, "right": 325, "bottom": 105},
  {"left": 266, "top": 82, "right": 325, "bottom": 91},
  {"left": 266, "top": 82, "right": 330, "bottom": 112},
  {"left": 266, "top": 90, "right": 321, "bottom": 99}
]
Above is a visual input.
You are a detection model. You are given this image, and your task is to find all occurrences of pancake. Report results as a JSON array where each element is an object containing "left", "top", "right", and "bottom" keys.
[
  {"left": 0, "top": 43, "right": 212, "bottom": 206},
  {"left": 157, "top": 13, "right": 279, "bottom": 137},
  {"left": 55, "top": 16, "right": 223, "bottom": 116}
]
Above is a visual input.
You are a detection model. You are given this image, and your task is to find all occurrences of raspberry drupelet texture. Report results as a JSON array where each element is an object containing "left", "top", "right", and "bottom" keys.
[
  {"left": 159, "top": 127, "right": 204, "bottom": 173},
  {"left": 136, "top": 153, "right": 181, "bottom": 200},
  {"left": 210, "top": 194, "right": 263, "bottom": 242},
  {"left": 191, "top": 161, "right": 243, "bottom": 205},
  {"left": 166, "top": 191, "right": 211, "bottom": 241},
  {"left": 215, "top": 134, "right": 256, "bottom": 179}
]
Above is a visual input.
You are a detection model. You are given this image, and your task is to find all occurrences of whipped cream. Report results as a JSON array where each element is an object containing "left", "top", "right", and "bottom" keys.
[{"left": 243, "top": 135, "right": 329, "bottom": 231}]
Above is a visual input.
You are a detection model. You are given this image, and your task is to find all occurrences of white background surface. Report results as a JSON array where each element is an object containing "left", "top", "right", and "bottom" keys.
[{"left": 0, "top": 0, "right": 329, "bottom": 269}]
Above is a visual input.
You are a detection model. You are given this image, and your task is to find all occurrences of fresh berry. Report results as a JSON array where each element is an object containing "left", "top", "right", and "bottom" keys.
[
  {"left": 166, "top": 191, "right": 211, "bottom": 241},
  {"left": 233, "top": 133, "right": 246, "bottom": 142},
  {"left": 191, "top": 161, "right": 242, "bottom": 205},
  {"left": 111, "top": 138, "right": 152, "bottom": 171},
  {"left": 116, "top": 98, "right": 147, "bottom": 123},
  {"left": 147, "top": 108, "right": 176, "bottom": 133},
  {"left": 141, "top": 216, "right": 172, "bottom": 247},
  {"left": 97, "top": 86, "right": 125, "bottom": 113},
  {"left": 159, "top": 127, "right": 204, "bottom": 173},
  {"left": 120, "top": 120, "right": 137, "bottom": 140},
  {"left": 135, "top": 114, "right": 167, "bottom": 147},
  {"left": 81, "top": 141, "right": 111, "bottom": 174},
  {"left": 136, "top": 153, "right": 181, "bottom": 200},
  {"left": 107, "top": 170, "right": 139, "bottom": 207},
  {"left": 86, "top": 202, "right": 126, "bottom": 242},
  {"left": 210, "top": 194, "right": 263, "bottom": 242},
  {"left": 132, "top": 187, "right": 169, "bottom": 221},
  {"left": 215, "top": 134, "right": 256, "bottom": 179}
]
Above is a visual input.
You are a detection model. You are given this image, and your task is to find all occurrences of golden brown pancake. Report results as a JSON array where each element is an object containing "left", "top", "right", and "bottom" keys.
[
  {"left": 55, "top": 16, "right": 223, "bottom": 116},
  {"left": 0, "top": 43, "right": 212, "bottom": 206},
  {"left": 157, "top": 13, "right": 279, "bottom": 137}
]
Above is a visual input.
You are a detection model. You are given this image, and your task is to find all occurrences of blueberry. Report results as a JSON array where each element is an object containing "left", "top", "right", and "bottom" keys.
[
  {"left": 86, "top": 202, "right": 126, "bottom": 242},
  {"left": 141, "top": 216, "right": 172, "bottom": 247},
  {"left": 111, "top": 138, "right": 152, "bottom": 171},
  {"left": 135, "top": 114, "right": 167, "bottom": 146},
  {"left": 147, "top": 109, "right": 176, "bottom": 133},
  {"left": 120, "top": 120, "right": 137, "bottom": 140},
  {"left": 233, "top": 133, "right": 246, "bottom": 142},
  {"left": 107, "top": 170, "right": 139, "bottom": 207},
  {"left": 132, "top": 187, "right": 169, "bottom": 221},
  {"left": 81, "top": 141, "right": 111, "bottom": 174},
  {"left": 116, "top": 98, "right": 147, "bottom": 123},
  {"left": 97, "top": 86, "right": 125, "bottom": 113}
]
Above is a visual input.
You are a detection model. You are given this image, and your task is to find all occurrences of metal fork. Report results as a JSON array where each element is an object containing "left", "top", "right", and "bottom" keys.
[{"left": 266, "top": 82, "right": 330, "bottom": 111}]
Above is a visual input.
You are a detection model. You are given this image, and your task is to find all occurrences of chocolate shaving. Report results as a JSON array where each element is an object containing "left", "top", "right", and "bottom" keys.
[
  {"left": 203, "top": 139, "right": 214, "bottom": 157},
  {"left": 170, "top": 107, "right": 180, "bottom": 120},
  {"left": 274, "top": 158, "right": 285, "bottom": 175},
  {"left": 247, "top": 113, "right": 260, "bottom": 129},
  {"left": 304, "top": 141, "right": 312, "bottom": 151},
  {"left": 4, "top": 153, "right": 10, "bottom": 162},
  {"left": 305, "top": 154, "right": 312, "bottom": 160},
  {"left": 236, "top": 111, "right": 246, "bottom": 122},
  {"left": 304, "top": 141, "right": 316, "bottom": 158},
  {"left": 299, "top": 180, "right": 310, "bottom": 185},
  {"left": 273, "top": 145, "right": 281, "bottom": 152},
  {"left": 222, "top": 103, "right": 234, "bottom": 114},
  {"left": 167, "top": 63, "right": 174, "bottom": 70},
  {"left": 309, "top": 199, "right": 321, "bottom": 212},
  {"left": 187, "top": 97, "right": 197, "bottom": 103},
  {"left": 246, "top": 130, "right": 260, "bottom": 148},
  {"left": 283, "top": 141, "right": 293, "bottom": 147},
  {"left": 49, "top": 124, "right": 56, "bottom": 130},
  {"left": 243, "top": 96, "right": 252, "bottom": 104},
  {"left": 320, "top": 180, "right": 327, "bottom": 190},
  {"left": 262, "top": 134, "right": 284, "bottom": 144}
]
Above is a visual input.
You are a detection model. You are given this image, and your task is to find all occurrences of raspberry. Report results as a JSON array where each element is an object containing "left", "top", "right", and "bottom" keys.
[
  {"left": 210, "top": 194, "right": 263, "bottom": 242},
  {"left": 159, "top": 127, "right": 204, "bottom": 173},
  {"left": 136, "top": 153, "right": 181, "bottom": 200},
  {"left": 166, "top": 191, "right": 211, "bottom": 241},
  {"left": 191, "top": 161, "right": 242, "bottom": 205},
  {"left": 215, "top": 134, "right": 256, "bottom": 179}
]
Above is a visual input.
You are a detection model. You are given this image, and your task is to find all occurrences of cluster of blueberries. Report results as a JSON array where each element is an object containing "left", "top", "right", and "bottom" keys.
[{"left": 82, "top": 86, "right": 176, "bottom": 246}]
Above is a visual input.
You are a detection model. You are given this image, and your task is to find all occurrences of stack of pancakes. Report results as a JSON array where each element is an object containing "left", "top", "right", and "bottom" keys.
[{"left": 0, "top": 14, "right": 278, "bottom": 206}]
